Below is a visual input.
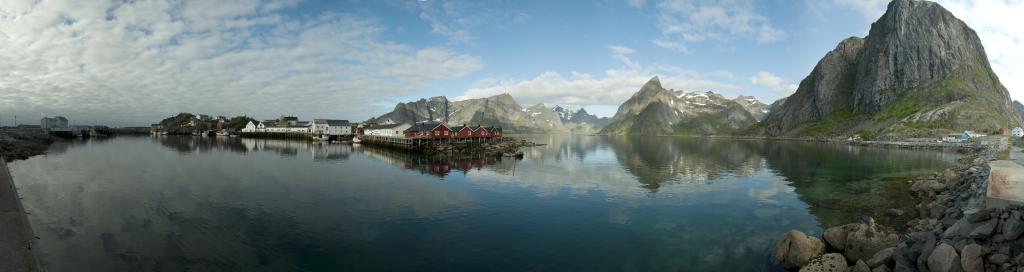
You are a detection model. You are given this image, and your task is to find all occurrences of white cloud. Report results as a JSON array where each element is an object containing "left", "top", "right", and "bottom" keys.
[
  {"left": 456, "top": 47, "right": 741, "bottom": 116},
  {"left": 712, "top": 70, "right": 737, "bottom": 79},
  {"left": 0, "top": 0, "right": 482, "bottom": 126},
  {"left": 750, "top": 71, "right": 796, "bottom": 98},
  {"left": 607, "top": 45, "right": 640, "bottom": 69},
  {"left": 634, "top": 0, "right": 785, "bottom": 51},
  {"left": 652, "top": 39, "right": 688, "bottom": 52}
]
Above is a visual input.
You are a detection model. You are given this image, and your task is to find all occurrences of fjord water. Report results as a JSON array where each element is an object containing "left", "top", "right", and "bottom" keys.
[{"left": 9, "top": 136, "right": 957, "bottom": 271}]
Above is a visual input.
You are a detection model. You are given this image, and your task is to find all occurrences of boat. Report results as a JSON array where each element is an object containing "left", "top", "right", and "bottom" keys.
[
  {"left": 313, "top": 134, "right": 330, "bottom": 141},
  {"left": 216, "top": 130, "right": 230, "bottom": 137},
  {"left": 352, "top": 136, "right": 362, "bottom": 144}
]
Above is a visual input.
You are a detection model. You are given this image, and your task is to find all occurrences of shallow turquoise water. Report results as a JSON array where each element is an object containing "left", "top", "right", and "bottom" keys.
[{"left": 8, "top": 135, "right": 958, "bottom": 271}]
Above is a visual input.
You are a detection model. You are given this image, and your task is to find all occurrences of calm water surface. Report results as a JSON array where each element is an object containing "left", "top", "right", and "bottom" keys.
[{"left": 9, "top": 135, "right": 959, "bottom": 271}]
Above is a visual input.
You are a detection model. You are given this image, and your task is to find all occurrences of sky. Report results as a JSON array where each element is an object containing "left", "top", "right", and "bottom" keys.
[{"left": 1, "top": 0, "right": 1023, "bottom": 126}]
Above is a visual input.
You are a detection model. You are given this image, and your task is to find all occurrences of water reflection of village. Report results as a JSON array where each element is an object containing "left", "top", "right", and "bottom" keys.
[
  {"left": 358, "top": 144, "right": 517, "bottom": 178},
  {"left": 153, "top": 135, "right": 516, "bottom": 177}
]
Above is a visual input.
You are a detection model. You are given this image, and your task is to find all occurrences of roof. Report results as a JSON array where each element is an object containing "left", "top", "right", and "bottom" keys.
[
  {"left": 366, "top": 123, "right": 407, "bottom": 130},
  {"left": 449, "top": 125, "right": 467, "bottom": 132},
  {"left": 405, "top": 122, "right": 444, "bottom": 132},
  {"left": 312, "top": 119, "right": 351, "bottom": 126}
]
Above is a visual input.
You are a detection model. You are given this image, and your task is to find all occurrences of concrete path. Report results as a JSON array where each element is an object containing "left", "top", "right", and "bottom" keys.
[{"left": 0, "top": 157, "right": 40, "bottom": 272}]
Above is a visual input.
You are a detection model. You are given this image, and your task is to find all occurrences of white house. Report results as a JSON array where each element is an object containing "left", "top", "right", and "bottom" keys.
[
  {"left": 242, "top": 120, "right": 262, "bottom": 132},
  {"left": 1013, "top": 127, "right": 1024, "bottom": 137},
  {"left": 364, "top": 123, "right": 411, "bottom": 137},
  {"left": 311, "top": 119, "right": 352, "bottom": 136},
  {"left": 40, "top": 116, "right": 69, "bottom": 130},
  {"left": 964, "top": 130, "right": 987, "bottom": 138}
]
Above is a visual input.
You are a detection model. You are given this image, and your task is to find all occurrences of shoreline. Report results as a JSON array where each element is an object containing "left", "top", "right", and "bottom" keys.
[
  {"left": 0, "top": 156, "right": 42, "bottom": 271},
  {"left": 0, "top": 128, "right": 53, "bottom": 162},
  {"left": 773, "top": 138, "right": 1021, "bottom": 271}
]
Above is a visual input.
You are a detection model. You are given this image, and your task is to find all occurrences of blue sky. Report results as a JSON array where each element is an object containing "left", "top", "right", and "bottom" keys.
[{"left": 1, "top": 0, "right": 1023, "bottom": 125}]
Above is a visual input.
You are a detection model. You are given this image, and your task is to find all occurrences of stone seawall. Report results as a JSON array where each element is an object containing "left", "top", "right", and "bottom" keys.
[
  {"left": 0, "top": 157, "right": 41, "bottom": 271},
  {"left": 774, "top": 138, "right": 1022, "bottom": 272}
]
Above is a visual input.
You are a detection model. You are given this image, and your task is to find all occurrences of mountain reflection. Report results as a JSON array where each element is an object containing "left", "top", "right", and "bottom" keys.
[{"left": 605, "top": 136, "right": 767, "bottom": 192}]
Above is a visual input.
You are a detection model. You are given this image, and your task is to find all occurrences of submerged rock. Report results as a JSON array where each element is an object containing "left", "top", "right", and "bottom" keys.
[{"left": 775, "top": 230, "right": 826, "bottom": 270}]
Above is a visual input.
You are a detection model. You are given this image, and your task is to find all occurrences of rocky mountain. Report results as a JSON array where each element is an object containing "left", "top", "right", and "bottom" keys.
[
  {"left": 370, "top": 94, "right": 569, "bottom": 133},
  {"left": 552, "top": 105, "right": 611, "bottom": 133},
  {"left": 600, "top": 76, "right": 767, "bottom": 135},
  {"left": 1014, "top": 101, "right": 1024, "bottom": 121},
  {"left": 761, "top": 0, "right": 1022, "bottom": 138},
  {"left": 734, "top": 95, "right": 770, "bottom": 120}
]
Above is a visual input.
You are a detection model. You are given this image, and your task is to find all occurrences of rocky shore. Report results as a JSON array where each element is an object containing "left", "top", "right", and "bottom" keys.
[
  {"left": 774, "top": 146, "right": 1023, "bottom": 272},
  {"left": 0, "top": 128, "right": 53, "bottom": 162}
]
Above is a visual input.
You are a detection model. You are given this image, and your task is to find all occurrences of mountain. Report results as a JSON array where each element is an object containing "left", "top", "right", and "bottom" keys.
[
  {"left": 761, "top": 0, "right": 1022, "bottom": 138},
  {"left": 1014, "top": 101, "right": 1024, "bottom": 121},
  {"left": 600, "top": 76, "right": 766, "bottom": 135},
  {"left": 370, "top": 94, "right": 568, "bottom": 133},
  {"left": 552, "top": 105, "right": 611, "bottom": 133},
  {"left": 734, "top": 95, "right": 770, "bottom": 120}
]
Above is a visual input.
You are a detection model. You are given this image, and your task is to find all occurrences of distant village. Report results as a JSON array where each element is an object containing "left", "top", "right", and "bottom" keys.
[{"left": 141, "top": 113, "right": 505, "bottom": 146}]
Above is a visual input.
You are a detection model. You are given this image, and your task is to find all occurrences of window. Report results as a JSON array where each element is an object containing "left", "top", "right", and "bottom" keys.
[
  {"left": 444, "top": 131, "right": 448, "bottom": 136},
  {"left": 434, "top": 131, "right": 439, "bottom": 136}
]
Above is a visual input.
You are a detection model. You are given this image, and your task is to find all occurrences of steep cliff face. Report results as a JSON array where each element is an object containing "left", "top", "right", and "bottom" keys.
[
  {"left": 762, "top": 0, "right": 1021, "bottom": 138},
  {"left": 601, "top": 76, "right": 765, "bottom": 135},
  {"left": 764, "top": 37, "right": 864, "bottom": 136},
  {"left": 1015, "top": 101, "right": 1024, "bottom": 121},
  {"left": 371, "top": 94, "right": 568, "bottom": 133}
]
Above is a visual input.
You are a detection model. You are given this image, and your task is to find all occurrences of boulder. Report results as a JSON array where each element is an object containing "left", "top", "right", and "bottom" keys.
[
  {"left": 799, "top": 253, "right": 848, "bottom": 272},
  {"left": 844, "top": 220, "right": 901, "bottom": 262},
  {"left": 943, "top": 218, "right": 970, "bottom": 239},
  {"left": 1001, "top": 211, "right": 1024, "bottom": 240},
  {"left": 824, "top": 223, "right": 858, "bottom": 250},
  {"left": 774, "top": 230, "right": 826, "bottom": 270},
  {"left": 850, "top": 260, "right": 871, "bottom": 272},
  {"left": 960, "top": 244, "right": 985, "bottom": 272},
  {"left": 963, "top": 207, "right": 992, "bottom": 223},
  {"left": 928, "top": 243, "right": 963, "bottom": 272},
  {"left": 867, "top": 247, "right": 896, "bottom": 268},
  {"left": 871, "top": 265, "right": 892, "bottom": 272},
  {"left": 968, "top": 219, "right": 997, "bottom": 239},
  {"left": 988, "top": 253, "right": 1009, "bottom": 264}
]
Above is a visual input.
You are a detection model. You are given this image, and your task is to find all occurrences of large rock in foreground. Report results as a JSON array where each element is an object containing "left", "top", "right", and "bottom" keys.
[
  {"left": 775, "top": 230, "right": 826, "bottom": 270},
  {"left": 822, "top": 220, "right": 900, "bottom": 262}
]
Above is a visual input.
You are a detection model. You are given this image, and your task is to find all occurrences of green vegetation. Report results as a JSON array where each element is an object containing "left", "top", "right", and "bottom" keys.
[
  {"left": 225, "top": 116, "right": 256, "bottom": 131},
  {"left": 799, "top": 107, "right": 863, "bottom": 137}
]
